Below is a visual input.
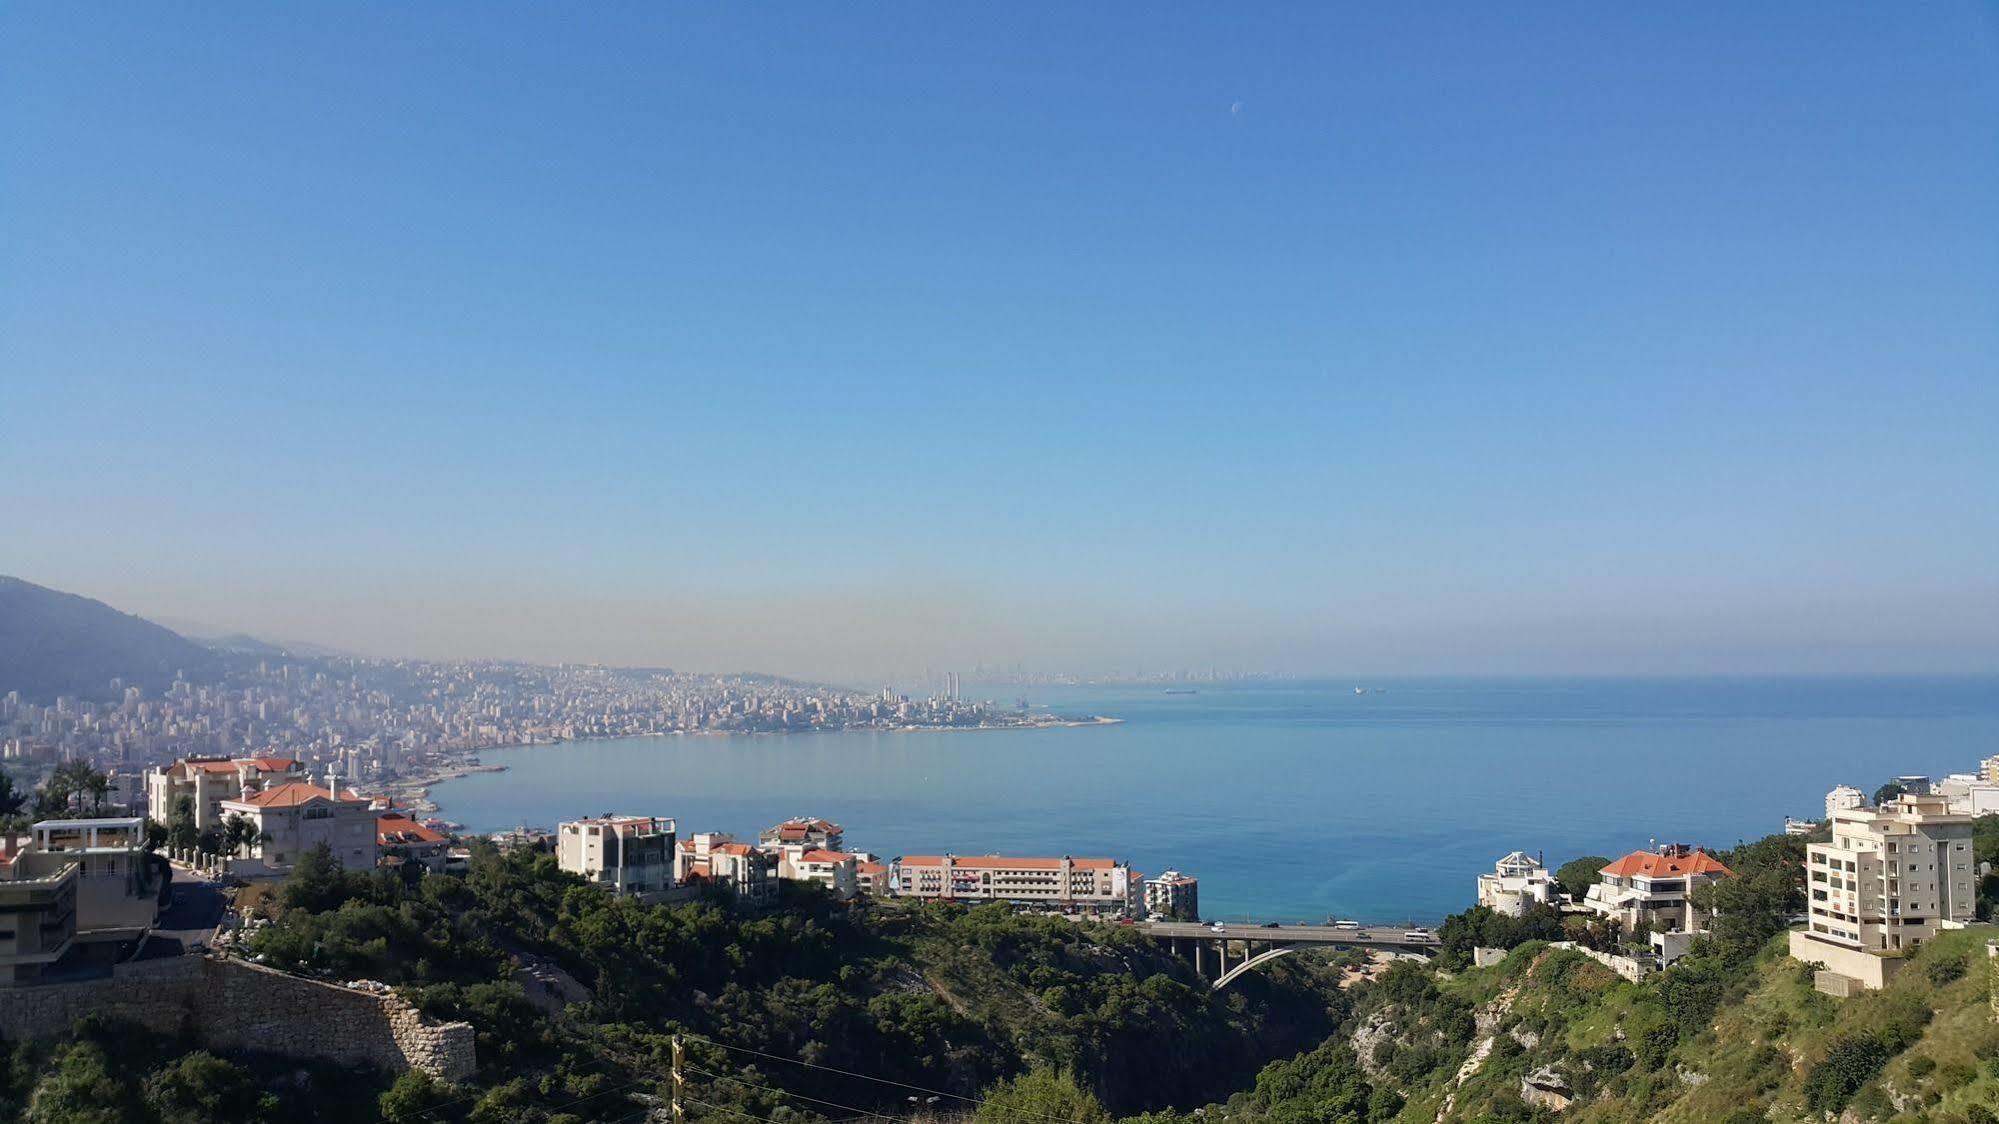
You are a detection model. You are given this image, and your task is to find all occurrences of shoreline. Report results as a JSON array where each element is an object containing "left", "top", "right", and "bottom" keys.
[{"left": 377, "top": 714, "right": 1123, "bottom": 816}]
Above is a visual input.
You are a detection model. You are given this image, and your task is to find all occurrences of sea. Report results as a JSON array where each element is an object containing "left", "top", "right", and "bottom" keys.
[{"left": 427, "top": 677, "right": 1999, "bottom": 924}]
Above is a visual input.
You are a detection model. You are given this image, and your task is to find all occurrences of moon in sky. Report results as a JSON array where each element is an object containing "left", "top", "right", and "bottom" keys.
[{"left": 1230, "top": 100, "right": 1245, "bottom": 117}]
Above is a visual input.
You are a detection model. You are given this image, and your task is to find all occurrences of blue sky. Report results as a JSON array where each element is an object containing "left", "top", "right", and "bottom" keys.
[{"left": 4, "top": 4, "right": 1996, "bottom": 678}]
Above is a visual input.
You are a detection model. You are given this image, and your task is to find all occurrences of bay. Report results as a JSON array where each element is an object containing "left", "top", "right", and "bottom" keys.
[{"left": 427, "top": 676, "right": 1999, "bottom": 924}]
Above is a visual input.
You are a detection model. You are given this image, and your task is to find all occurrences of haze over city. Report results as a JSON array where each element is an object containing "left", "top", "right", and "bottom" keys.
[{"left": 5, "top": 4, "right": 1996, "bottom": 682}]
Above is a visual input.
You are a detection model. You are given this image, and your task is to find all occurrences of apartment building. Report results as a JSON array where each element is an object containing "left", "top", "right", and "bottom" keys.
[
  {"left": 1476, "top": 852, "right": 1553, "bottom": 917},
  {"left": 1, "top": 818, "right": 163, "bottom": 987},
  {"left": 1792, "top": 792, "right": 1975, "bottom": 990},
  {"left": 220, "top": 775, "right": 380, "bottom": 873},
  {"left": 1582, "top": 844, "right": 1734, "bottom": 934},
  {"left": 854, "top": 858, "right": 889, "bottom": 895},
  {"left": 146, "top": 755, "right": 305, "bottom": 829},
  {"left": 775, "top": 847, "right": 858, "bottom": 899},
  {"left": 890, "top": 854, "right": 1135, "bottom": 916},
  {"left": 1825, "top": 785, "right": 1866, "bottom": 821},
  {"left": 1143, "top": 869, "right": 1200, "bottom": 921},
  {"left": 676, "top": 832, "right": 778, "bottom": 907},
  {"left": 557, "top": 815, "right": 678, "bottom": 900}
]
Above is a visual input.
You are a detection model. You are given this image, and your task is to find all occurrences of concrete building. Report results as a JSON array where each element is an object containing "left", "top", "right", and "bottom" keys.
[
  {"left": 1826, "top": 785, "right": 1866, "bottom": 821},
  {"left": 676, "top": 832, "right": 777, "bottom": 906},
  {"left": 778, "top": 848, "right": 858, "bottom": 899},
  {"left": 854, "top": 858, "right": 889, "bottom": 895},
  {"left": 759, "top": 818, "right": 844, "bottom": 852},
  {"left": 557, "top": 815, "right": 677, "bottom": 900},
  {"left": 1476, "top": 852, "right": 1553, "bottom": 918},
  {"left": 146, "top": 756, "right": 305, "bottom": 830},
  {"left": 220, "top": 774, "right": 379, "bottom": 873},
  {"left": 891, "top": 854, "right": 1135, "bottom": 916},
  {"left": 1933, "top": 773, "right": 1999, "bottom": 817},
  {"left": 1582, "top": 845, "right": 1734, "bottom": 934},
  {"left": 377, "top": 813, "right": 450, "bottom": 875},
  {"left": 1143, "top": 869, "right": 1201, "bottom": 921},
  {"left": 1, "top": 818, "right": 163, "bottom": 987},
  {"left": 1792, "top": 792, "right": 1976, "bottom": 990}
]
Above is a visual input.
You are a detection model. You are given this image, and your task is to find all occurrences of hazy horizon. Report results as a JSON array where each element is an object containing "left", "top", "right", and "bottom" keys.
[{"left": 6, "top": 4, "right": 1996, "bottom": 683}]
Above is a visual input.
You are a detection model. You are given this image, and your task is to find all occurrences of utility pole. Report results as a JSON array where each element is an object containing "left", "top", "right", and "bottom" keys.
[{"left": 672, "top": 1033, "right": 686, "bottom": 1124}]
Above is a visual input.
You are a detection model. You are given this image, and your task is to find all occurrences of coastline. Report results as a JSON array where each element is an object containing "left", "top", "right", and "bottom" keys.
[{"left": 379, "top": 713, "right": 1122, "bottom": 817}]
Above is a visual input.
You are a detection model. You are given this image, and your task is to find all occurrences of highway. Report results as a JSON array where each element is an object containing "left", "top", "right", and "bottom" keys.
[{"left": 1136, "top": 920, "right": 1440, "bottom": 947}]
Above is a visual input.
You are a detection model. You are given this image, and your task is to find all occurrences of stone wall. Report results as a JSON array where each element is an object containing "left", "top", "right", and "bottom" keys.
[
  {"left": 1548, "top": 941, "right": 1651, "bottom": 983},
  {"left": 0, "top": 955, "right": 475, "bottom": 1081}
]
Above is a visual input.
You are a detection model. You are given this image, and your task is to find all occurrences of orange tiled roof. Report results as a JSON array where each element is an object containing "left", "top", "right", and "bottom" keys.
[
  {"left": 378, "top": 814, "right": 447, "bottom": 845},
  {"left": 799, "top": 849, "right": 851, "bottom": 864},
  {"left": 243, "top": 756, "right": 300, "bottom": 772},
  {"left": 228, "top": 782, "right": 362, "bottom": 809},
  {"left": 1600, "top": 850, "right": 1734, "bottom": 879}
]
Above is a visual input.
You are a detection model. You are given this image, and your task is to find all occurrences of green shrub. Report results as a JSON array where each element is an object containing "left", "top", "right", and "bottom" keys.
[
  {"left": 1803, "top": 1034, "right": 1892, "bottom": 1114},
  {"left": 1929, "top": 954, "right": 1971, "bottom": 986}
]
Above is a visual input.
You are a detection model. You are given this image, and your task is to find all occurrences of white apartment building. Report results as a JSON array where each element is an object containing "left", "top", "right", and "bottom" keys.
[
  {"left": 378, "top": 812, "right": 451, "bottom": 875},
  {"left": 777, "top": 847, "right": 858, "bottom": 899},
  {"left": 1792, "top": 792, "right": 1975, "bottom": 990},
  {"left": 1143, "top": 869, "right": 1200, "bottom": 921},
  {"left": 1825, "top": 784, "right": 1866, "bottom": 821},
  {"left": 1476, "top": 851, "right": 1554, "bottom": 917},
  {"left": 1582, "top": 845, "right": 1734, "bottom": 934},
  {"left": 891, "top": 854, "right": 1135, "bottom": 916},
  {"left": 220, "top": 774, "right": 380, "bottom": 873},
  {"left": 557, "top": 815, "right": 678, "bottom": 900},
  {"left": 676, "top": 832, "right": 778, "bottom": 906},
  {"left": 147, "top": 755, "right": 305, "bottom": 829},
  {"left": 1933, "top": 773, "right": 1999, "bottom": 817}
]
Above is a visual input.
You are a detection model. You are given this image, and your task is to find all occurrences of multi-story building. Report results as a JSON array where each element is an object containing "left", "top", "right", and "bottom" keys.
[
  {"left": 1825, "top": 784, "right": 1866, "bottom": 821},
  {"left": 1582, "top": 844, "right": 1733, "bottom": 934},
  {"left": 557, "top": 815, "right": 677, "bottom": 901},
  {"left": 1934, "top": 773, "right": 1999, "bottom": 817},
  {"left": 1143, "top": 869, "right": 1200, "bottom": 921},
  {"left": 146, "top": 755, "right": 305, "bottom": 829},
  {"left": 378, "top": 812, "right": 451, "bottom": 875},
  {"left": 220, "top": 774, "right": 379, "bottom": 873},
  {"left": 1476, "top": 852, "right": 1553, "bottom": 917},
  {"left": 1, "top": 818, "right": 163, "bottom": 987},
  {"left": 677, "top": 832, "right": 778, "bottom": 907},
  {"left": 890, "top": 854, "right": 1135, "bottom": 916},
  {"left": 760, "top": 818, "right": 844, "bottom": 852},
  {"left": 854, "top": 858, "right": 889, "bottom": 895},
  {"left": 776, "top": 848, "right": 858, "bottom": 899},
  {"left": 1792, "top": 792, "right": 1976, "bottom": 990}
]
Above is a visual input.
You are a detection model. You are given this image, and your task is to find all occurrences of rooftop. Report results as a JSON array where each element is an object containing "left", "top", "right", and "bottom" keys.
[
  {"left": 1600, "top": 849, "right": 1734, "bottom": 879},
  {"left": 899, "top": 855, "right": 1121, "bottom": 870}
]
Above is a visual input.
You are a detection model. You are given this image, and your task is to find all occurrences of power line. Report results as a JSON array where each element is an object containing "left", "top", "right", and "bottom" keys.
[
  {"left": 680, "top": 1035, "right": 1083, "bottom": 1124},
  {"left": 689, "top": 1063, "right": 914, "bottom": 1124}
]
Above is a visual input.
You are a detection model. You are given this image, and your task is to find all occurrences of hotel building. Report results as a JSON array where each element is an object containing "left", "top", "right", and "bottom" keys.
[
  {"left": 890, "top": 854, "right": 1135, "bottom": 916},
  {"left": 1143, "top": 869, "right": 1200, "bottom": 921}
]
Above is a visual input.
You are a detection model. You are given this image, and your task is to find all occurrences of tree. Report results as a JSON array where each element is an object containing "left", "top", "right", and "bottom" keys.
[
  {"left": 974, "top": 1070, "right": 1111, "bottom": 1124},
  {"left": 23, "top": 1040, "right": 140, "bottom": 1124},
  {"left": 1554, "top": 855, "right": 1611, "bottom": 900},
  {"left": 281, "top": 842, "right": 354, "bottom": 914},
  {"left": 143, "top": 1051, "right": 278, "bottom": 1124},
  {"left": 1874, "top": 781, "right": 1907, "bottom": 807},
  {"left": 0, "top": 771, "right": 26, "bottom": 818}
]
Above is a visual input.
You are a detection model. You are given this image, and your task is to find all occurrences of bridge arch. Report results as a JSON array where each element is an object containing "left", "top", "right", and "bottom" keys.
[{"left": 1211, "top": 945, "right": 1295, "bottom": 991}]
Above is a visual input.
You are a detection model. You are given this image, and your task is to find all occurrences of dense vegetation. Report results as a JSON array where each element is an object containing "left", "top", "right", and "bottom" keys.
[{"left": 14, "top": 819, "right": 1999, "bottom": 1123}]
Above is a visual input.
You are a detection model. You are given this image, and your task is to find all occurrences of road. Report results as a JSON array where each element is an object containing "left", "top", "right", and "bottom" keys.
[
  {"left": 152, "top": 866, "right": 227, "bottom": 952},
  {"left": 1136, "top": 920, "right": 1439, "bottom": 947}
]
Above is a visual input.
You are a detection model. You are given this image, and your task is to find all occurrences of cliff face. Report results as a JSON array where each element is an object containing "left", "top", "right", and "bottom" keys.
[{"left": 1342, "top": 930, "right": 1999, "bottom": 1123}]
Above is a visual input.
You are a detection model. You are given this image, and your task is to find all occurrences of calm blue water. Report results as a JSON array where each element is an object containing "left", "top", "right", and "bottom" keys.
[{"left": 428, "top": 677, "right": 1999, "bottom": 924}]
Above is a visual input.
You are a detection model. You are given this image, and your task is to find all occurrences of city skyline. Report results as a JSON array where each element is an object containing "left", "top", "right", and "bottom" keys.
[{"left": 6, "top": 4, "right": 1996, "bottom": 681}]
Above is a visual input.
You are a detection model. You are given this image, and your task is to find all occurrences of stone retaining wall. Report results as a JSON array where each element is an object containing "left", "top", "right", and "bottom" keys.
[{"left": 0, "top": 955, "right": 475, "bottom": 1080}]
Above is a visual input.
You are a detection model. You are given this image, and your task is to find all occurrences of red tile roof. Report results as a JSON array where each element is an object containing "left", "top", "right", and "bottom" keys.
[
  {"left": 799, "top": 849, "right": 851, "bottom": 864},
  {"left": 1600, "top": 850, "right": 1734, "bottom": 879},
  {"left": 227, "top": 782, "right": 363, "bottom": 809},
  {"left": 378, "top": 814, "right": 447, "bottom": 845},
  {"left": 244, "top": 756, "right": 300, "bottom": 772}
]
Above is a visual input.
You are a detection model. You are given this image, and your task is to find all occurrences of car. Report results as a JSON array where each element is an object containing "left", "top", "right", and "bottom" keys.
[
  {"left": 1118, "top": 917, "right": 1135, "bottom": 925},
  {"left": 1210, "top": 921, "right": 1227, "bottom": 932},
  {"left": 1260, "top": 921, "right": 1282, "bottom": 929}
]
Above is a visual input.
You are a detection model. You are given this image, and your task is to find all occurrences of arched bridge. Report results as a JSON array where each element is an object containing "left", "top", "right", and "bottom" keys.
[{"left": 1136, "top": 920, "right": 1440, "bottom": 991}]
